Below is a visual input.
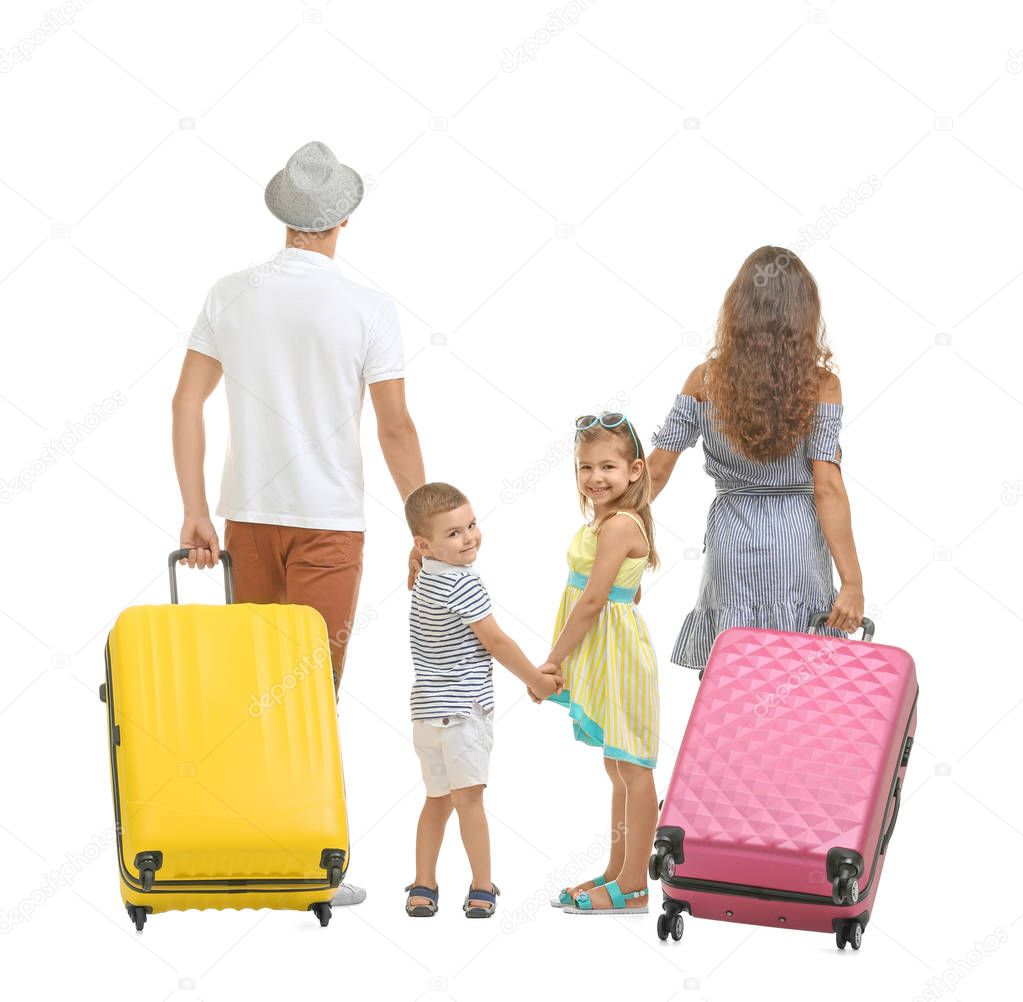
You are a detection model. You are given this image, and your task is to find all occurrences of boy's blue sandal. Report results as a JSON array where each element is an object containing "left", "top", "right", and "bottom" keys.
[
  {"left": 551, "top": 874, "right": 607, "bottom": 908},
  {"left": 404, "top": 884, "right": 439, "bottom": 917},
  {"left": 565, "top": 880, "right": 648, "bottom": 915},
  {"left": 463, "top": 883, "right": 500, "bottom": 918}
]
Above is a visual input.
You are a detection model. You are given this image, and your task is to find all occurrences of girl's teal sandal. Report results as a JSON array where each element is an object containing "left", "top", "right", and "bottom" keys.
[
  {"left": 551, "top": 874, "right": 607, "bottom": 908},
  {"left": 565, "top": 880, "right": 648, "bottom": 915}
]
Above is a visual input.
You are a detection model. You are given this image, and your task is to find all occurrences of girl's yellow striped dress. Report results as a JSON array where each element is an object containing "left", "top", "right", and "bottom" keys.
[{"left": 548, "top": 510, "right": 660, "bottom": 768}]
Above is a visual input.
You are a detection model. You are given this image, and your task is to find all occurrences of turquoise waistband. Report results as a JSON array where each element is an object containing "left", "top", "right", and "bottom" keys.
[{"left": 567, "top": 570, "right": 637, "bottom": 603}]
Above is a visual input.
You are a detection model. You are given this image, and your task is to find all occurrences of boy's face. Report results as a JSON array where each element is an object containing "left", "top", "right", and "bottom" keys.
[{"left": 416, "top": 503, "right": 482, "bottom": 566}]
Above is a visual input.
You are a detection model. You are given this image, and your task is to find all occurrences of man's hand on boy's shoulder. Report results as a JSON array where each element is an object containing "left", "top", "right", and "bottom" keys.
[{"left": 407, "top": 545, "right": 421, "bottom": 589}]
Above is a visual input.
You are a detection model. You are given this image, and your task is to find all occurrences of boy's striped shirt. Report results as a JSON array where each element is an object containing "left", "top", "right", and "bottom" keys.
[{"left": 409, "top": 557, "right": 495, "bottom": 720}]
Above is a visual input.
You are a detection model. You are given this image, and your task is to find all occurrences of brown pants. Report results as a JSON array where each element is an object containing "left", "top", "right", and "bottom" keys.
[{"left": 224, "top": 519, "right": 364, "bottom": 694}]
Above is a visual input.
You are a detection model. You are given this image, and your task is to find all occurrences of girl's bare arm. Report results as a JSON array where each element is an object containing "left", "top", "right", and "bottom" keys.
[{"left": 546, "top": 516, "right": 643, "bottom": 666}]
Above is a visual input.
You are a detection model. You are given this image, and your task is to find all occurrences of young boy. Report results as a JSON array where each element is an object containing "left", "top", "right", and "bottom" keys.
[{"left": 402, "top": 482, "right": 561, "bottom": 918}]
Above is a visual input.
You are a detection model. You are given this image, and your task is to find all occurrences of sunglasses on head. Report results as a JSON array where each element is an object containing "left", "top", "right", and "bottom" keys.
[{"left": 574, "top": 412, "right": 640, "bottom": 459}]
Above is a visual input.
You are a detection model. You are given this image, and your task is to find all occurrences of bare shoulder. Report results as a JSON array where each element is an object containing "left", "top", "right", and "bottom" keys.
[
  {"left": 595, "top": 511, "right": 638, "bottom": 540},
  {"left": 818, "top": 369, "right": 842, "bottom": 405},
  {"left": 597, "top": 510, "right": 649, "bottom": 557},
  {"left": 681, "top": 363, "right": 708, "bottom": 401}
]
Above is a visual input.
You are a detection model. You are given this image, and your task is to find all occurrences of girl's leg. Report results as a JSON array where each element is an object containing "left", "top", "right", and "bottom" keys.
[
  {"left": 580, "top": 761, "right": 656, "bottom": 910},
  {"left": 410, "top": 794, "right": 453, "bottom": 908},
  {"left": 565, "top": 756, "right": 627, "bottom": 898},
  {"left": 615, "top": 761, "right": 657, "bottom": 894}
]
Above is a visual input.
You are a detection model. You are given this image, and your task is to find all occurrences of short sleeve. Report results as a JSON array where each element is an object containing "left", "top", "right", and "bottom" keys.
[
  {"left": 186, "top": 285, "right": 220, "bottom": 362},
  {"left": 363, "top": 297, "right": 404, "bottom": 384},
  {"left": 807, "top": 403, "right": 843, "bottom": 466},
  {"left": 651, "top": 393, "right": 702, "bottom": 452},
  {"left": 445, "top": 574, "right": 492, "bottom": 625}
]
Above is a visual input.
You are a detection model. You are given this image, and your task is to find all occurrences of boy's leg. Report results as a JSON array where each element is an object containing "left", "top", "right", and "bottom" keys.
[
  {"left": 410, "top": 795, "right": 454, "bottom": 907},
  {"left": 224, "top": 520, "right": 286, "bottom": 603},
  {"left": 443, "top": 705, "right": 495, "bottom": 909},
  {"left": 448, "top": 785, "right": 492, "bottom": 908},
  {"left": 282, "top": 527, "right": 364, "bottom": 694},
  {"left": 411, "top": 719, "right": 456, "bottom": 908}
]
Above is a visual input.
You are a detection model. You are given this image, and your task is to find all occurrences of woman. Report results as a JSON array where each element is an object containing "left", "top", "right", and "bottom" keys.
[{"left": 647, "top": 246, "right": 864, "bottom": 671}]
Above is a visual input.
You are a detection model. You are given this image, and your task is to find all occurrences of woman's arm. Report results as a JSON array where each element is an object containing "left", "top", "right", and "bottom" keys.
[
  {"left": 649, "top": 364, "right": 705, "bottom": 501},
  {"left": 545, "top": 516, "right": 642, "bottom": 666},
  {"left": 813, "top": 461, "right": 864, "bottom": 632},
  {"left": 648, "top": 449, "right": 680, "bottom": 502},
  {"left": 812, "top": 373, "right": 864, "bottom": 632}
]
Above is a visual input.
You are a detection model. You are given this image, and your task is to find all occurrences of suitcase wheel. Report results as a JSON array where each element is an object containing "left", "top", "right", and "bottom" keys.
[
  {"left": 648, "top": 846, "right": 676, "bottom": 882},
  {"left": 310, "top": 902, "right": 332, "bottom": 927},
  {"left": 835, "top": 919, "right": 863, "bottom": 951},
  {"left": 656, "top": 904, "right": 685, "bottom": 943},
  {"left": 832, "top": 874, "right": 859, "bottom": 906},
  {"left": 126, "top": 904, "right": 149, "bottom": 933}
]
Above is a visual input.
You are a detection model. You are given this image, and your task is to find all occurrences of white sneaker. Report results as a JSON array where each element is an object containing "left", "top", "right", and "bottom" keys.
[{"left": 330, "top": 882, "right": 367, "bottom": 906}]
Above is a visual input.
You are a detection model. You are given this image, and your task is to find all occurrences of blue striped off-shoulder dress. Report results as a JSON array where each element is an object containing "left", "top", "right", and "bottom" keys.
[{"left": 651, "top": 393, "right": 846, "bottom": 669}]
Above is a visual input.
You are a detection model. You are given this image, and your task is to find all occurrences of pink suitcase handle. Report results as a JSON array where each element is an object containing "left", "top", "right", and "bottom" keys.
[{"left": 808, "top": 612, "right": 875, "bottom": 642}]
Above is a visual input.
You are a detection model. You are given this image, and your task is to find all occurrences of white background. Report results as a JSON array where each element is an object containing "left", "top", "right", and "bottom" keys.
[{"left": 1, "top": 0, "right": 1021, "bottom": 999}]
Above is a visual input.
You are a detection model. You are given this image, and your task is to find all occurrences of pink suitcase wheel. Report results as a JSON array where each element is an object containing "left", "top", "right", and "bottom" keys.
[
  {"left": 831, "top": 874, "right": 859, "bottom": 905},
  {"left": 656, "top": 910, "right": 685, "bottom": 942},
  {"left": 836, "top": 919, "right": 863, "bottom": 951},
  {"left": 648, "top": 845, "right": 676, "bottom": 881}
]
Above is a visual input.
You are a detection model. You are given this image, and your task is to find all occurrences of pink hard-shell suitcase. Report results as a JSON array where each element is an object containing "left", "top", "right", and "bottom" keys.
[{"left": 651, "top": 616, "right": 917, "bottom": 951}]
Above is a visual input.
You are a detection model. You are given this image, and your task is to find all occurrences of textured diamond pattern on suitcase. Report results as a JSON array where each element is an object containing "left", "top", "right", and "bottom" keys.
[{"left": 666, "top": 627, "right": 916, "bottom": 893}]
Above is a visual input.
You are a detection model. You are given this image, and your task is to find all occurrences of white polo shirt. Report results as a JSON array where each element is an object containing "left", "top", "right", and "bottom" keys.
[{"left": 187, "top": 247, "right": 404, "bottom": 531}]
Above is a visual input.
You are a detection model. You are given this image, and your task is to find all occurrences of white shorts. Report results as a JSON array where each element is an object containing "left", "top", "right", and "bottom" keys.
[{"left": 412, "top": 702, "right": 494, "bottom": 798}]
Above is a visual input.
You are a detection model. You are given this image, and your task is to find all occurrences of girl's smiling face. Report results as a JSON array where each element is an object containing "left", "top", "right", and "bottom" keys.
[{"left": 575, "top": 438, "right": 643, "bottom": 510}]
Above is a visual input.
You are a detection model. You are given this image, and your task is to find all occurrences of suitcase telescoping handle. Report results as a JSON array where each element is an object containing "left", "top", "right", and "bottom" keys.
[
  {"left": 808, "top": 612, "right": 875, "bottom": 642},
  {"left": 168, "top": 549, "right": 234, "bottom": 604}
]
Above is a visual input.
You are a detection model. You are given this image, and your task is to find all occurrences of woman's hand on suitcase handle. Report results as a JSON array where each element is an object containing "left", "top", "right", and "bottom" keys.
[
  {"left": 179, "top": 515, "right": 221, "bottom": 569},
  {"left": 827, "top": 581, "right": 864, "bottom": 634}
]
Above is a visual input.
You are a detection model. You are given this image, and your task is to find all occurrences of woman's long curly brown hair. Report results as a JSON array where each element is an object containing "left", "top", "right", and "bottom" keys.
[
  {"left": 704, "top": 246, "right": 836, "bottom": 463},
  {"left": 574, "top": 420, "right": 660, "bottom": 570}
]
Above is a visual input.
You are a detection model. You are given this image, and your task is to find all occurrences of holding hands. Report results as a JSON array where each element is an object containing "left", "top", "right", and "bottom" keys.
[{"left": 527, "top": 660, "right": 564, "bottom": 703}]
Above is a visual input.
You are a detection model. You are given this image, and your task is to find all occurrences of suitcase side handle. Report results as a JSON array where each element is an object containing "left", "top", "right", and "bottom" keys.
[
  {"left": 808, "top": 613, "right": 875, "bottom": 642},
  {"left": 168, "top": 550, "right": 234, "bottom": 604},
  {"left": 880, "top": 776, "right": 902, "bottom": 855}
]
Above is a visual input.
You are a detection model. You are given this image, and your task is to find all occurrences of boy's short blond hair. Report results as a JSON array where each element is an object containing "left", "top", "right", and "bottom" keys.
[{"left": 404, "top": 482, "right": 470, "bottom": 537}]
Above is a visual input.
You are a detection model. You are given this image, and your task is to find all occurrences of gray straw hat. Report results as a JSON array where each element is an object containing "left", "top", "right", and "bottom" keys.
[{"left": 264, "top": 141, "right": 365, "bottom": 232}]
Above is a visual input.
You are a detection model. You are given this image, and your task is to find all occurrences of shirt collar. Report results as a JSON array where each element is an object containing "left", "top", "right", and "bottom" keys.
[
  {"left": 421, "top": 556, "right": 478, "bottom": 576},
  {"left": 281, "top": 246, "right": 336, "bottom": 269}
]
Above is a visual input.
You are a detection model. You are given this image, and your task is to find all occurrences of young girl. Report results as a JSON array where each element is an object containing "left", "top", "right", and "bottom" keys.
[
  {"left": 647, "top": 245, "right": 865, "bottom": 672},
  {"left": 540, "top": 412, "right": 660, "bottom": 915}
]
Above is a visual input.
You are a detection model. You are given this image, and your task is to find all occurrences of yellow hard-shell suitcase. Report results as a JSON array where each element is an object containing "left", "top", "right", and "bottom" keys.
[{"left": 100, "top": 550, "right": 348, "bottom": 931}]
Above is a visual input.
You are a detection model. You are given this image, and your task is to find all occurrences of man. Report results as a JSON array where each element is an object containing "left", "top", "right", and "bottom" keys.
[{"left": 172, "top": 140, "right": 426, "bottom": 905}]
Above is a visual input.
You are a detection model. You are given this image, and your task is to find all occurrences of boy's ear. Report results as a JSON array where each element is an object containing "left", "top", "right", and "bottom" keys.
[{"left": 412, "top": 535, "right": 431, "bottom": 557}]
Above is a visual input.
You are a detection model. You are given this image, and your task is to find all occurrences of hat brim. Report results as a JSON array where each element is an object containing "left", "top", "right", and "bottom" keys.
[{"left": 264, "top": 166, "right": 364, "bottom": 232}]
